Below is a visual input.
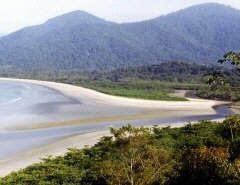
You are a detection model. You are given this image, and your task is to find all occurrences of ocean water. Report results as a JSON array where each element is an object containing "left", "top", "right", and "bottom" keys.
[
  {"left": 0, "top": 82, "right": 24, "bottom": 106},
  {"left": 0, "top": 81, "right": 65, "bottom": 107},
  {"left": 0, "top": 81, "right": 79, "bottom": 128}
]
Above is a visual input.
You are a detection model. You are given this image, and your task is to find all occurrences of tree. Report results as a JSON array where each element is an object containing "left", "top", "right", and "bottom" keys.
[
  {"left": 98, "top": 125, "right": 173, "bottom": 185},
  {"left": 203, "top": 52, "right": 240, "bottom": 101},
  {"left": 219, "top": 115, "right": 240, "bottom": 141},
  {"left": 172, "top": 146, "right": 240, "bottom": 185},
  {"left": 218, "top": 52, "right": 240, "bottom": 69},
  {"left": 205, "top": 52, "right": 240, "bottom": 84}
]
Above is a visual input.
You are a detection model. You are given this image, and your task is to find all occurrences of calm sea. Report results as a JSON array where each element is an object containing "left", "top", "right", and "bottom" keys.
[
  {"left": 0, "top": 81, "right": 79, "bottom": 128},
  {"left": 0, "top": 82, "right": 24, "bottom": 106}
]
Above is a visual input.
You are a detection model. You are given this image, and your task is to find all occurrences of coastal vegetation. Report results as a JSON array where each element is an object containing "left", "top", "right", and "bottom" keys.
[{"left": 1, "top": 115, "right": 240, "bottom": 184}]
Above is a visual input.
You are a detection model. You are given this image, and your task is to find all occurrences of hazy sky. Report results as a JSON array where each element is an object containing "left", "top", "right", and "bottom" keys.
[{"left": 0, "top": 0, "right": 240, "bottom": 34}]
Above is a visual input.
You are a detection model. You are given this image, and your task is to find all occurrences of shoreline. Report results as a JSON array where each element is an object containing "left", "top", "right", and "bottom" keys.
[
  {"left": 0, "top": 78, "right": 228, "bottom": 107},
  {"left": 0, "top": 78, "right": 229, "bottom": 131},
  {"left": 0, "top": 78, "right": 232, "bottom": 131}
]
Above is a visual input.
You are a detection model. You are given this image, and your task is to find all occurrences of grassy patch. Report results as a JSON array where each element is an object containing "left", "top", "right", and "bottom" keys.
[{"left": 77, "top": 80, "right": 188, "bottom": 101}]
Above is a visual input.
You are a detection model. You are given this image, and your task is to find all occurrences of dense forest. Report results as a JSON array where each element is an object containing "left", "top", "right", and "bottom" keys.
[
  {"left": 1, "top": 115, "right": 240, "bottom": 184},
  {"left": 0, "top": 3, "right": 240, "bottom": 70}
]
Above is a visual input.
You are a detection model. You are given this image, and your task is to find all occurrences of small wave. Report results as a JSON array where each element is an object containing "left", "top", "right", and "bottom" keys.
[
  {"left": 0, "top": 97, "right": 22, "bottom": 106},
  {"left": 9, "top": 97, "right": 22, "bottom": 103}
]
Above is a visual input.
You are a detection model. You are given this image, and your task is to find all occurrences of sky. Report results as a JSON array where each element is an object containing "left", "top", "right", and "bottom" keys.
[{"left": 0, "top": 0, "right": 240, "bottom": 34}]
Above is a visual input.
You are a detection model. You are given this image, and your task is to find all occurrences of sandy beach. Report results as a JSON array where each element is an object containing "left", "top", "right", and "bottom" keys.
[
  {"left": 0, "top": 78, "right": 228, "bottom": 130},
  {"left": 0, "top": 78, "right": 226, "bottom": 108},
  {"left": 0, "top": 78, "right": 232, "bottom": 177}
]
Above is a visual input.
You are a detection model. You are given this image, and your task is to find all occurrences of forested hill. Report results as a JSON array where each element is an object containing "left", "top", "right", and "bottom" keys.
[
  {"left": 96, "top": 61, "right": 240, "bottom": 85},
  {"left": 105, "top": 61, "right": 214, "bottom": 82},
  {"left": 0, "top": 3, "right": 240, "bottom": 71}
]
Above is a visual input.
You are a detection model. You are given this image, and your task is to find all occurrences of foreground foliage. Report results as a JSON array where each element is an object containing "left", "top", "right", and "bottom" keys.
[
  {"left": 1, "top": 116, "right": 240, "bottom": 184},
  {"left": 198, "top": 52, "right": 240, "bottom": 101}
]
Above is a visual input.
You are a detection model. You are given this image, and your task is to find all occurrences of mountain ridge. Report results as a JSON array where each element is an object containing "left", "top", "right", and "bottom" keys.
[{"left": 0, "top": 3, "right": 239, "bottom": 71}]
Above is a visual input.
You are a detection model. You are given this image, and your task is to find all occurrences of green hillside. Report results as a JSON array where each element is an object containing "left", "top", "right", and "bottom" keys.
[{"left": 0, "top": 3, "right": 240, "bottom": 70}]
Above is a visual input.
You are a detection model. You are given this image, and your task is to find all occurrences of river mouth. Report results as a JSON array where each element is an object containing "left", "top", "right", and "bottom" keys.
[
  {"left": 171, "top": 90, "right": 237, "bottom": 117},
  {"left": 213, "top": 104, "right": 236, "bottom": 116}
]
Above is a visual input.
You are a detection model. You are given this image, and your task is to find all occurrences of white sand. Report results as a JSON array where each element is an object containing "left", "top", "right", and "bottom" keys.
[
  {"left": 0, "top": 78, "right": 227, "bottom": 112},
  {"left": 0, "top": 78, "right": 229, "bottom": 177}
]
